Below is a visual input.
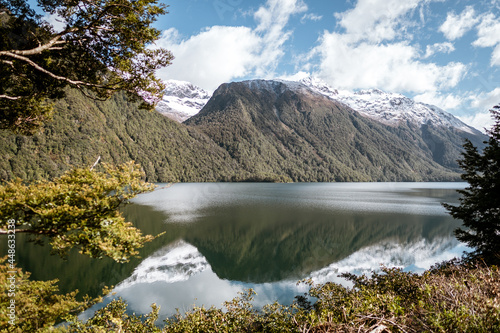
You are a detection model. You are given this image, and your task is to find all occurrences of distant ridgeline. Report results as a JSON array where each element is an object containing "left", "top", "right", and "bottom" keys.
[{"left": 0, "top": 80, "right": 488, "bottom": 182}]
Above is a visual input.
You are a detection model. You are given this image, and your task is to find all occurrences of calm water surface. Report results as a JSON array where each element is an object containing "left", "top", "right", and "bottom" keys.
[{"left": 3, "top": 182, "right": 469, "bottom": 320}]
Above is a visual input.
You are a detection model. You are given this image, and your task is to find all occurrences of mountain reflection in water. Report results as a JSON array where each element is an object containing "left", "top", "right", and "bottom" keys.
[{"left": 2, "top": 183, "right": 468, "bottom": 320}]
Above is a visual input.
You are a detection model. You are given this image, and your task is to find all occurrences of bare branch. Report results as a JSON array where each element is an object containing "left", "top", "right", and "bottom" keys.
[
  {"left": 0, "top": 51, "right": 133, "bottom": 96},
  {"left": 0, "top": 59, "right": 13, "bottom": 66},
  {"left": 0, "top": 94, "right": 23, "bottom": 100},
  {"left": 90, "top": 156, "right": 101, "bottom": 171},
  {"left": 1, "top": 34, "right": 66, "bottom": 56}
]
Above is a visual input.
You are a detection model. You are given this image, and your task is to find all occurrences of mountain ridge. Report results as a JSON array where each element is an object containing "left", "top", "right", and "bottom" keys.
[
  {"left": 292, "top": 76, "right": 480, "bottom": 135},
  {"left": 158, "top": 77, "right": 483, "bottom": 138},
  {"left": 186, "top": 79, "right": 473, "bottom": 181},
  {"left": 0, "top": 80, "right": 488, "bottom": 183}
]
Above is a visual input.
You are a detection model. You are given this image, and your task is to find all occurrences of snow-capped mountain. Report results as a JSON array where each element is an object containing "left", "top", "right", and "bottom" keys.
[
  {"left": 156, "top": 77, "right": 481, "bottom": 135},
  {"left": 156, "top": 80, "right": 211, "bottom": 122},
  {"left": 293, "top": 76, "right": 480, "bottom": 135},
  {"left": 115, "top": 240, "right": 210, "bottom": 289}
]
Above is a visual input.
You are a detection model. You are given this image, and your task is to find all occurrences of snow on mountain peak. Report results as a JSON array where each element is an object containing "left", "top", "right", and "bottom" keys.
[
  {"left": 290, "top": 76, "right": 479, "bottom": 134},
  {"left": 156, "top": 80, "right": 211, "bottom": 122},
  {"left": 154, "top": 76, "right": 480, "bottom": 135}
]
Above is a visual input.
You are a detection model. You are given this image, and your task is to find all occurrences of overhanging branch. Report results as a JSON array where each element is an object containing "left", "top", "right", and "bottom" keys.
[
  {"left": 0, "top": 94, "right": 22, "bottom": 100},
  {"left": 0, "top": 51, "right": 132, "bottom": 95},
  {"left": 0, "top": 228, "right": 51, "bottom": 235}
]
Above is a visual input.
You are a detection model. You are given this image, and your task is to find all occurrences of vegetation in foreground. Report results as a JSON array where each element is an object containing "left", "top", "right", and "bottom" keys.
[{"left": 1, "top": 257, "right": 499, "bottom": 332}]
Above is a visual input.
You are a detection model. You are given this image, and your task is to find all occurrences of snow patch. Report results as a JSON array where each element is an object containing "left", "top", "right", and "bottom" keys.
[
  {"left": 156, "top": 80, "right": 211, "bottom": 122},
  {"left": 115, "top": 240, "right": 210, "bottom": 289},
  {"left": 291, "top": 76, "right": 480, "bottom": 134}
]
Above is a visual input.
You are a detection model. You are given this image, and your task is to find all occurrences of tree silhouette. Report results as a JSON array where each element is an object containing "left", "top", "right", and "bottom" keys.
[{"left": 444, "top": 105, "right": 500, "bottom": 264}]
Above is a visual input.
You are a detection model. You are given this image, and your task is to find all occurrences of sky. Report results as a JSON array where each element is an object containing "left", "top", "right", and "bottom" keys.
[{"left": 39, "top": 0, "right": 500, "bottom": 131}]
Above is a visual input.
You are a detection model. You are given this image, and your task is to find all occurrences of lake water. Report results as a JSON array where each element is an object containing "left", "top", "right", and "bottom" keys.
[{"left": 3, "top": 182, "right": 469, "bottom": 321}]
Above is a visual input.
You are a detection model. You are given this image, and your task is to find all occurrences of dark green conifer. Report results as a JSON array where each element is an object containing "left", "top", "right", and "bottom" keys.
[{"left": 444, "top": 105, "right": 500, "bottom": 263}]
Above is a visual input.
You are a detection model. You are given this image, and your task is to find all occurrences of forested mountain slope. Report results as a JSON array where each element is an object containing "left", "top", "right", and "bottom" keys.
[
  {"left": 186, "top": 80, "right": 472, "bottom": 182},
  {"left": 0, "top": 81, "right": 486, "bottom": 182},
  {"left": 0, "top": 89, "right": 245, "bottom": 182}
]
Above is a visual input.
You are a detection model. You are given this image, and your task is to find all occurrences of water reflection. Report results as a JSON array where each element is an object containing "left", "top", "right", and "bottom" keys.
[
  {"left": 1, "top": 182, "right": 468, "bottom": 320},
  {"left": 82, "top": 234, "right": 465, "bottom": 320}
]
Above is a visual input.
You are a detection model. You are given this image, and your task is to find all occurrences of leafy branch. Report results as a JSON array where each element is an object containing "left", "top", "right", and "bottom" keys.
[{"left": 0, "top": 161, "right": 159, "bottom": 262}]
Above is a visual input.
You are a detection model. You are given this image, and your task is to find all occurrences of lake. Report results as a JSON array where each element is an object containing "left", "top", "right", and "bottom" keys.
[{"left": 3, "top": 182, "right": 469, "bottom": 321}]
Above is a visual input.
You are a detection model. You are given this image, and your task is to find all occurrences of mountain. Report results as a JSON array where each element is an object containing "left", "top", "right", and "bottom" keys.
[
  {"left": 157, "top": 77, "right": 486, "bottom": 172},
  {"left": 0, "top": 89, "right": 246, "bottom": 182},
  {"left": 297, "top": 76, "right": 480, "bottom": 134},
  {"left": 0, "top": 79, "right": 488, "bottom": 183},
  {"left": 155, "top": 80, "right": 211, "bottom": 122},
  {"left": 157, "top": 76, "right": 483, "bottom": 138},
  {"left": 185, "top": 79, "right": 477, "bottom": 181},
  {"left": 290, "top": 77, "right": 487, "bottom": 171}
]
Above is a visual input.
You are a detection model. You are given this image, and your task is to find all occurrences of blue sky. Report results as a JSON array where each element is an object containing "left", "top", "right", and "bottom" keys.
[
  {"left": 38, "top": 0, "right": 500, "bottom": 130},
  {"left": 147, "top": 0, "right": 500, "bottom": 131}
]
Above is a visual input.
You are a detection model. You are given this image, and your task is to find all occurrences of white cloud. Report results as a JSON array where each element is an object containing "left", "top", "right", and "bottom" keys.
[
  {"left": 254, "top": 0, "right": 307, "bottom": 33},
  {"left": 455, "top": 87, "right": 500, "bottom": 132},
  {"left": 439, "top": 6, "right": 479, "bottom": 40},
  {"left": 414, "top": 91, "right": 463, "bottom": 110},
  {"left": 458, "top": 112, "right": 494, "bottom": 133},
  {"left": 154, "top": 0, "right": 307, "bottom": 90},
  {"left": 155, "top": 26, "right": 261, "bottom": 91},
  {"left": 44, "top": 12, "right": 66, "bottom": 33},
  {"left": 310, "top": 32, "right": 467, "bottom": 94},
  {"left": 253, "top": 0, "right": 308, "bottom": 78},
  {"left": 492, "top": 44, "right": 500, "bottom": 66},
  {"left": 470, "top": 87, "right": 500, "bottom": 111},
  {"left": 472, "top": 13, "right": 500, "bottom": 66},
  {"left": 423, "top": 42, "right": 455, "bottom": 58},
  {"left": 300, "top": 13, "right": 322, "bottom": 24},
  {"left": 472, "top": 14, "right": 500, "bottom": 47},
  {"left": 298, "top": 0, "right": 468, "bottom": 101},
  {"left": 335, "top": 0, "right": 422, "bottom": 43}
]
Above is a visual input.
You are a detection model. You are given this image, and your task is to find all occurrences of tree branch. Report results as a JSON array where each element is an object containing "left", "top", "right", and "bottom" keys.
[
  {"left": 0, "top": 51, "right": 130, "bottom": 94},
  {"left": 1, "top": 34, "right": 67, "bottom": 56},
  {"left": 0, "top": 94, "right": 23, "bottom": 100},
  {"left": 0, "top": 228, "right": 51, "bottom": 235},
  {"left": 1, "top": 59, "right": 14, "bottom": 66},
  {"left": 90, "top": 156, "right": 101, "bottom": 170}
]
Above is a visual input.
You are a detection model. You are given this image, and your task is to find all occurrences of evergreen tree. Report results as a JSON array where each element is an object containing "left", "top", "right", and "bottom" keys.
[
  {"left": 444, "top": 105, "right": 500, "bottom": 263},
  {"left": 0, "top": 0, "right": 173, "bottom": 134}
]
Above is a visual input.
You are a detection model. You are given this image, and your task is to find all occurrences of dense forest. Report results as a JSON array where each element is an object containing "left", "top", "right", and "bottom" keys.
[
  {"left": 0, "top": 83, "right": 487, "bottom": 183},
  {"left": 187, "top": 80, "right": 485, "bottom": 182},
  {"left": 0, "top": 89, "right": 247, "bottom": 182}
]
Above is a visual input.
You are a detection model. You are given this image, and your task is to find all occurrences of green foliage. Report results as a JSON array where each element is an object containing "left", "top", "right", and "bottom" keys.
[
  {"left": 68, "top": 299, "right": 162, "bottom": 333},
  {"left": 187, "top": 81, "right": 479, "bottom": 182},
  {"left": 0, "top": 161, "right": 157, "bottom": 262},
  {"left": 297, "top": 262, "right": 500, "bottom": 332},
  {"left": 0, "top": 0, "right": 172, "bottom": 134},
  {"left": 166, "top": 289, "right": 298, "bottom": 333},
  {"left": 444, "top": 107, "right": 500, "bottom": 264},
  {"left": 0, "top": 89, "right": 249, "bottom": 183},
  {"left": 0, "top": 257, "right": 104, "bottom": 333}
]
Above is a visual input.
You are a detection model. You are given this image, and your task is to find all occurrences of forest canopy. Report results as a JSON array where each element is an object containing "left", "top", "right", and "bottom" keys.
[{"left": 0, "top": 0, "right": 173, "bottom": 134}]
